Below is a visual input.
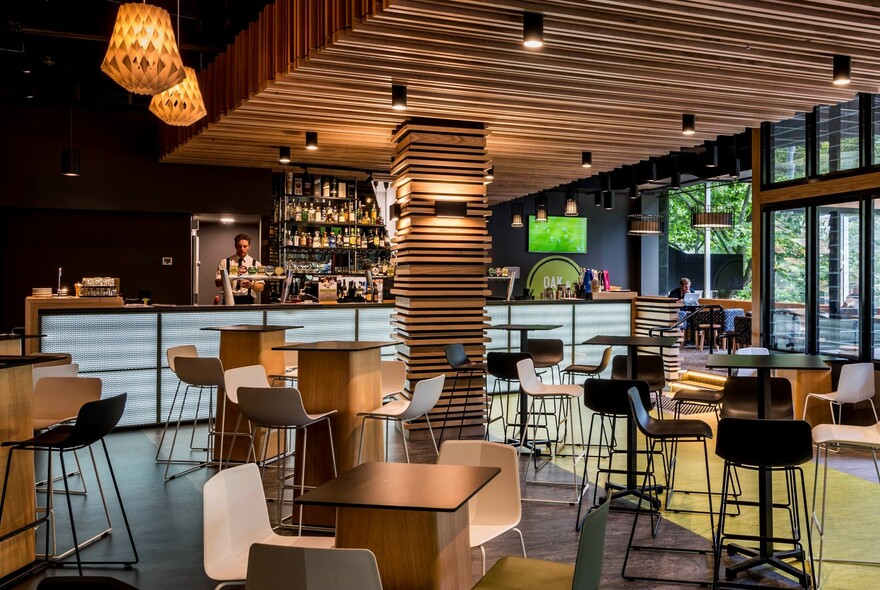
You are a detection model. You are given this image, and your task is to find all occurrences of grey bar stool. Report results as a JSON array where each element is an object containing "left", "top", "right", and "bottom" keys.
[
  {"left": 237, "top": 386, "right": 337, "bottom": 532},
  {"left": 159, "top": 355, "right": 224, "bottom": 480}
]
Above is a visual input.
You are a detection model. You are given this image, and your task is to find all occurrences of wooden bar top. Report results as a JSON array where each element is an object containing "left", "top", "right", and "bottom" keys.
[
  {"left": 201, "top": 324, "right": 301, "bottom": 332},
  {"left": 0, "top": 354, "right": 68, "bottom": 369},
  {"left": 297, "top": 462, "right": 499, "bottom": 512}
]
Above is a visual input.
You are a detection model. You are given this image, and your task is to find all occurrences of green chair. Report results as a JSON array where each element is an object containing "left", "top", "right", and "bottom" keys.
[{"left": 471, "top": 497, "right": 609, "bottom": 590}]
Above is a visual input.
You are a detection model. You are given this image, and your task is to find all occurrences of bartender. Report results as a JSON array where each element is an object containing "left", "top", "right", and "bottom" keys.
[{"left": 215, "top": 233, "right": 264, "bottom": 304}]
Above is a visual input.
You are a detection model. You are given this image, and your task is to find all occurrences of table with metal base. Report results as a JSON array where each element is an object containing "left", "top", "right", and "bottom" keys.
[
  {"left": 489, "top": 324, "right": 561, "bottom": 446},
  {"left": 583, "top": 335, "right": 678, "bottom": 507},
  {"left": 706, "top": 353, "right": 829, "bottom": 582}
]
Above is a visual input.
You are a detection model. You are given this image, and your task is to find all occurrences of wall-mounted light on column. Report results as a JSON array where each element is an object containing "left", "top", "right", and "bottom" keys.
[
  {"left": 581, "top": 151, "right": 592, "bottom": 168},
  {"left": 682, "top": 113, "right": 696, "bottom": 135},
  {"left": 435, "top": 200, "right": 467, "bottom": 218},
  {"left": 511, "top": 202, "right": 524, "bottom": 227},
  {"left": 484, "top": 167, "right": 494, "bottom": 183},
  {"left": 390, "top": 202, "right": 402, "bottom": 222},
  {"left": 278, "top": 146, "right": 291, "bottom": 164},
  {"left": 832, "top": 54, "right": 851, "bottom": 85},
  {"left": 523, "top": 12, "right": 544, "bottom": 48},
  {"left": 305, "top": 131, "right": 318, "bottom": 150},
  {"left": 392, "top": 84, "right": 407, "bottom": 110},
  {"left": 535, "top": 194, "right": 548, "bottom": 221}
]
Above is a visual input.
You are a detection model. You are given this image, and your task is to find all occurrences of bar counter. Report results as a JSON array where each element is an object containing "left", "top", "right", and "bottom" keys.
[{"left": 32, "top": 299, "right": 632, "bottom": 428}]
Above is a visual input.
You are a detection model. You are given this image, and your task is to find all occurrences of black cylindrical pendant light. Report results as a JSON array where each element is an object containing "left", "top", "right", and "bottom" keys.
[
  {"left": 705, "top": 144, "right": 719, "bottom": 168},
  {"left": 523, "top": 12, "right": 544, "bottom": 48},
  {"left": 511, "top": 202, "right": 524, "bottom": 227},
  {"left": 581, "top": 151, "right": 592, "bottom": 168},
  {"left": 305, "top": 131, "right": 318, "bottom": 150},
  {"left": 832, "top": 54, "right": 851, "bottom": 85},
  {"left": 602, "top": 190, "right": 614, "bottom": 210},
  {"left": 61, "top": 148, "right": 80, "bottom": 177},
  {"left": 278, "top": 146, "right": 291, "bottom": 164},
  {"left": 391, "top": 84, "right": 407, "bottom": 110},
  {"left": 682, "top": 113, "right": 696, "bottom": 135}
]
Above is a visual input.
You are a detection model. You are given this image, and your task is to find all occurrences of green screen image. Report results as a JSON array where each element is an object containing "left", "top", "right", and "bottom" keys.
[{"left": 527, "top": 216, "right": 587, "bottom": 253}]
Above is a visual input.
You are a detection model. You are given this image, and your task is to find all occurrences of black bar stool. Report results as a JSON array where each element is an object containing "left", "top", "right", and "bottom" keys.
[
  {"left": 714, "top": 418, "right": 815, "bottom": 589},
  {"left": 622, "top": 387, "right": 715, "bottom": 586},
  {"left": 0, "top": 394, "right": 138, "bottom": 575},
  {"left": 486, "top": 351, "right": 531, "bottom": 442},
  {"left": 441, "top": 343, "right": 486, "bottom": 442}
]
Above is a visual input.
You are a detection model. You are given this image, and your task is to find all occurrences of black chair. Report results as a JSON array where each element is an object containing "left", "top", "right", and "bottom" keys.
[
  {"left": 527, "top": 338, "right": 564, "bottom": 384},
  {"left": 622, "top": 387, "right": 715, "bottom": 586},
  {"left": 714, "top": 418, "right": 815, "bottom": 589},
  {"left": 720, "top": 376, "right": 794, "bottom": 420},
  {"left": 0, "top": 394, "right": 138, "bottom": 575},
  {"left": 486, "top": 352, "right": 531, "bottom": 441},
  {"left": 611, "top": 354, "right": 666, "bottom": 417},
  {"left": 561, "top": 345, "right": 612, "bottom": 385},
  {"left": 441, "top": 343, "right": 487, "bottom": 442},
  {"left": 575, "top": 379, "right": 657, "bottom": 529}
]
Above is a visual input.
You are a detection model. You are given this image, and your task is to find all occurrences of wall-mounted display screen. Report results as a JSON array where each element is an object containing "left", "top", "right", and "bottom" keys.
[{"left": 527, "top": 215, "right": 588, "bottom": 253}]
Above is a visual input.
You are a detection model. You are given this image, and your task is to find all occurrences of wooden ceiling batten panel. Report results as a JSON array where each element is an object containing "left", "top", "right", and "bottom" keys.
[
  {"left": 161, "top": 0, "right": 874, "bottom": 202},
  {"left": 391, "top": 118, "right": 490, "bottom": 435}
]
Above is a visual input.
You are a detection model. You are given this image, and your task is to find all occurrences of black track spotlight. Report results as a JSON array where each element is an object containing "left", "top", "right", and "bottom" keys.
[{"left": 523, "top": 12, "right": 544, "bottom": 48}]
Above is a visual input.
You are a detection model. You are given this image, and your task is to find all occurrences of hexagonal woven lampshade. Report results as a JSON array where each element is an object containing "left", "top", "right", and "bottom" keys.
[
  {"left": 149, "top": 67, "right": 207, "bottom": 126},
  {"left": 100, "top": 3, "right": 186, "bottom": 95}
]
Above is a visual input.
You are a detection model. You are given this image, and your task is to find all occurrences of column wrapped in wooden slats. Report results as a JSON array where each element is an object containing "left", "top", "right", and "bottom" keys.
[
  {"left": 391, "top": 118, "right": 491, "bottom": 435},
  {"left": 634, "top": 296, "right": 682, "bottom": 380}
]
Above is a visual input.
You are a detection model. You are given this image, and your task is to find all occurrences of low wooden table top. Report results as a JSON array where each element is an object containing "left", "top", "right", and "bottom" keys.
[
  {"left": 706, "top": 353, "right": 829, "bottom": 371},
  {"left": 296, "top": 462, "right": 500, "bottom": 512},
  {"left": 274, "top": 340, "right": 395, "bottom": 352},
  {"left": 584, "top": 334, "right": 679, "bottom": 347},
  {"left": 201, "top": 324, "right": 301, "bottom": 332}
]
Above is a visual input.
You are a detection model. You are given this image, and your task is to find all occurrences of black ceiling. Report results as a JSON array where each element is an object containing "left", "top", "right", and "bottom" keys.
[{"left": 0, "top": 0, "right": 273, "bottom": 109}]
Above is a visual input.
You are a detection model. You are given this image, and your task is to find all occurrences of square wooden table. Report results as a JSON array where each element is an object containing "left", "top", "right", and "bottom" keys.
[
  {"left": 706, "top": 353, "right": 829, "bottom": 581},
  {"left": 297, "top": 462, "right": 500, "bottom": 590}
]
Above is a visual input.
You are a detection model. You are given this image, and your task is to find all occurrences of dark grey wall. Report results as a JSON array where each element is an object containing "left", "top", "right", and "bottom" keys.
[{"left": 488, "top": 192, "right": 635, "bottom": 297}]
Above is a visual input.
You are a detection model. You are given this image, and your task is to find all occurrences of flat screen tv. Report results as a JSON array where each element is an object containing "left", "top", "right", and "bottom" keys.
[{"left": 527, "top": 215, "right": 587, "bottom": 253}]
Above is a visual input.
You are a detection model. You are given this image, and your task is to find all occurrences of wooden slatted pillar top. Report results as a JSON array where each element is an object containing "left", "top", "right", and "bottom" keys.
[{"left": 390, "top": 118, "right": 491, "bottom": 436}]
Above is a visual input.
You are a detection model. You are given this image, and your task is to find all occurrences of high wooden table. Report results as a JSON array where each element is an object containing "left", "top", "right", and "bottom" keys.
[
  {"left": 583, "top": 334, "right": 678, "bottom": 493},
  {"left": 0, "top": 335, "right": 42, "bottom": 356},
  {"left": 297, "top": 462, "right": 499, "bottom": 590},
  {"left": 0, "top": 354, "right": 66, "bottom": 582},
  {"left": 273, "top": 340, "right": 394, "bottom": 526},
  {"left": 202, "top": 324, "right": 301, "bottom": 461},
  {"left": 705, "top": 353, "right": 829, "bottom": 582}
]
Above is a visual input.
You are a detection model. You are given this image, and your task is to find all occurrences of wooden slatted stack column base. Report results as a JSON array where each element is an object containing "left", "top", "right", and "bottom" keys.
[
  {"left": 390, "top": 119, "right": 491, "bottom": 438},
  {"left": 634, "top": 296, "right": 682, "bottom": 380}
]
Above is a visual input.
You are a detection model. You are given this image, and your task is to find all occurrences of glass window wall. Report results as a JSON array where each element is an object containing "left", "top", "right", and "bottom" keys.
[
  {"left": 767, "top": 113, "right": 807, "bottom": 183},
  {"left": 768, "top": 208, "right": 806, "bottom": 352},
  {"left": 817, "top": 97, "right": 860, "bottom": 175},
  {"left": 817, "top": 201, "right": 860, "bottom": 357}
]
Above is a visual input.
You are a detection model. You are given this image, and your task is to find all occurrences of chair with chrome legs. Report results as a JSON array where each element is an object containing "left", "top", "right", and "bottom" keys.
[
  {"left": 527, "top": 338, "right": 565, "bottom": 384},
  {"left": 0, "top": 394, "right": 138, "bottom": 575},
  {"left": 622, "top": 387, "right": 715, "bottom": 586},
  {"left": 237, "top": 386, "right": 337, "bottom": 533},
  {"left": 221, "top": 364, "right": 271, "bottom": 468},
  {"left": 561, "top": 346, "right": 612, "bottom": 385},
  {"left": 268, "top": 350, "right": 299, "bottom": 387},
  {"left": 802, "top": 362, "right": 878, "bottom": 424},
  {"left": 611, "top": 354, "right": 666, "bottom": 418},
  {"left": 810, "top": 421, "right": 880, "bottom": 587}
]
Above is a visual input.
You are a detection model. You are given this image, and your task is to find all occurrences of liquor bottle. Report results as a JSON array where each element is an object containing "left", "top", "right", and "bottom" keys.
[
  {"left": 294, "top": 176, "right": 303, "bottom": 196},
  {"left": 370, "top": 204, "right": 377, "bottom": 224},
  {"left": 338, "top": 180, "right": 347, "bottom": 199},
  {"left": 312, "top": 175, "right": 321, "bottom": 197},
  {"left": 329, "top": 231, "right": 336, "bottom": 249},
  {"left": 322, "top": 176, "right": 330, "bottom": 198},
  {"left": 294, "top": 201, "right": 302, "bottom": 221},
  {"left": 313, "top": 230, "right": 320, "bottom": 248},
  {"left": 293, "top": 231, "right": 300, "bottom": 247},
  {"left": 316, "top": 201, "right": 324, "bottom": 223},
  {"left": 331, "top": 177, "right": 338, "bottom": 198},
  {"left": 321, "top": 231, "right": 329, "bottom": 248},
  {"left": 373, "top": 230, "right": 380, "bottom": 248},
  {"left": 285, "top": 230, "right": 293, "bottom": 247},
  {"left": 303, "top": 173, "right": 313, "bottom": 197}
]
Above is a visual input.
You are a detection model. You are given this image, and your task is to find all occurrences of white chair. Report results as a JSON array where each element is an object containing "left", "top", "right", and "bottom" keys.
[
  {"left": 237, "top": 386, "right": 337, "bottom": 532},
  {"left": 269, "top": 350, "right": 299, "bottom": 386},
  {"left": 356, "top": 374, "right": 445, "bottom": 464},
  {"left": 803, "top": 362, "right": 878, "bottom": 424},
  {"left": 32, "top": 362, "right": 79, "bottom": 386},
  {"left": 516, "top": 358, "right": 586, "bottom": 504},
  {"left": 222, "top": 365, "right": 271, "bottom": 468},
  {"left": 245, "top": 544, "right": 382, "bottom": 590},
  {"left": 203, "top": 463, "right": 334, "bottom": 590},
  {"left": 380, "top": 359, "right": 407, "bottom": 402},
  {"left": 155, "top": 345, "right": 200, "bottom": 468},
  {"left": 811, "top": 422, "right": 880, "bottom": 586},
  {"left": 734, "top": 346, "right": 769, "bottom": 377},
  {"left": 437, "top": 440, "right": 526, "bottom": 574}
]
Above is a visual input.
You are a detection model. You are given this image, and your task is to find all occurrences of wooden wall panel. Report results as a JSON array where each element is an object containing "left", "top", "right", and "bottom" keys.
[
  {"left": 634, "top": 296, "right": 682, "bottom": 380},
  {"left": 391, "top": 119, "right": 490, "bottom": 434}
]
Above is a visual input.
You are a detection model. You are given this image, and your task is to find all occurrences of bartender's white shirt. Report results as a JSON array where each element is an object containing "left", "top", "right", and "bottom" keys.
[{"left": 216, "top": 255, "right": 262, "bottom": 296}]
